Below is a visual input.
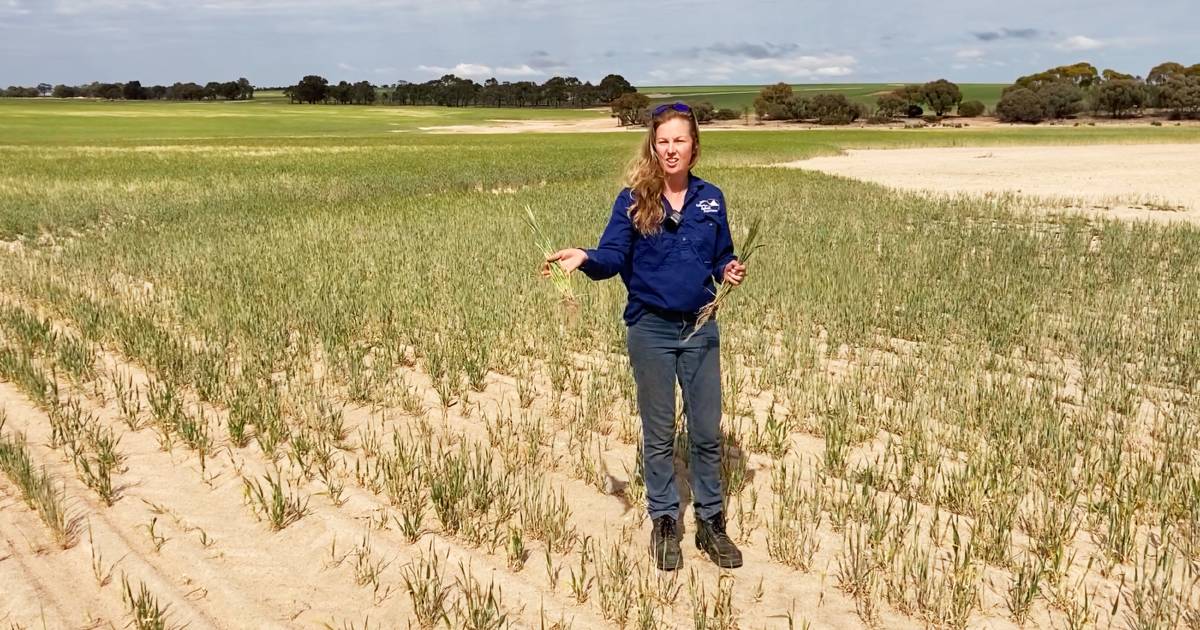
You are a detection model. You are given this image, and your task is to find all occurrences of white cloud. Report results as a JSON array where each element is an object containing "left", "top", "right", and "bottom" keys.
[
  {"left": 656, "top": 41, "right": 859, "bottom": 82},
  {"left": 337, "top": 62, "right": 357, "bottom": 71},
  {"left": 494, "top": 64, "right": 542, "bottom": 77},
  {"left": 1057, "top": 35, "right": 1103, "bottom": 51},
  {"left": 415, "top": 62, "right": 544, "bottom": 79},
  {"left": 48, "top": 0, "right": 535, "bottom": 15},
  {"left": 815, "top": 65, "right": 854, "bottom": 77},
  {"left": 417, "top": 63, "right": 491, "bottom": 77},
  {"left": 1, "top": 0, "right": 30, "bottom": 15},
  {"left": 716, "top": 53, "right": 856, "bottom": 80},
  {"left": 646, "top": 52, "right": 856, "bottom": 84},
  {"left": 10, "top": 1, "right": 1180, "bottom": 87},
  {"left": 53, "top": 0, "right": 159, "bottom": 14}
]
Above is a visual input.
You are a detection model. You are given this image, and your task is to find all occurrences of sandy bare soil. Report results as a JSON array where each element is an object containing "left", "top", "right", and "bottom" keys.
[
  {"left": 418, "top": 117, "right": 636, "bottom": 134},
  {"left": 776, "top": 143, "right": 1200, "bottom": 225},
  {"left": 0, "top": 301, "right": 897, "bottom": 630}
]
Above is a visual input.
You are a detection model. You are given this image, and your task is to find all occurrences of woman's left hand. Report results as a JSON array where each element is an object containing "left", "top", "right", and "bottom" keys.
[{"left": 722, "top": 260, "right": 747, "bottom": 286}]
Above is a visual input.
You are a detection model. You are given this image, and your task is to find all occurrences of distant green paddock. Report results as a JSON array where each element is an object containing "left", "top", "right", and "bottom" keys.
[
  {"left": 0, "top": 83, "right": 1006, "bottom": 145},
  {"left": 639, "top": 83, "right": 1008, "bottom": 112},
  {"left": 2, "top": 96, "right": 1199, "bottom": 238},
  {"left": 7, "top": 95, "right": 1197, "bottom": 147},
  {"left": 0, "top": 96, "right": 605, "bottom": 144}
]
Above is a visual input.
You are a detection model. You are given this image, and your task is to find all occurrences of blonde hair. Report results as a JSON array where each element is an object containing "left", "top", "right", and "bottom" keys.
[{"left": 624, "top": 107, "right": 701, "bottom": 236}]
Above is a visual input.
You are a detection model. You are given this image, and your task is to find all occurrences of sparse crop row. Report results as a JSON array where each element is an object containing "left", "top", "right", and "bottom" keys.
[
  {"left": 0, "top": 411, "right": 76, "bottom": 547},
  {"left": 0, "top": 304, "right": 125, "bottom": 505}
]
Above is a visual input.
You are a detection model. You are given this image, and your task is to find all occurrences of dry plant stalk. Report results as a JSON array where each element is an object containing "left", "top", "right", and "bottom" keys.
[
  {"left": 524, "top": 205, "right": 579, "bottom": 309},
  {"left": 686, "top": 215, "right": 765, "bottom": 341}
]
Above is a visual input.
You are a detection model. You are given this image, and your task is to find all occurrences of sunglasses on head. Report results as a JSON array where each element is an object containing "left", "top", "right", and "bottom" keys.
[{"left": 652, "top": 102, "right": 691, "bottom": 116}]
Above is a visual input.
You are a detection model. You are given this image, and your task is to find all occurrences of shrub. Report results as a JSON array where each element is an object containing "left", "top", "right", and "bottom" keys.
[
  {"left": 713, "top": 108, "right": 740, "bottom": 120},
  {"left": 894, "top": 84, "right": 925, "bottom": 108},
  {"left": 52, "top": 84, "right": 80, "bottom": 98},
  {"left": 610, "top": 92, "right": 649, "bottom": 126},
  {"left": 906, "top": 104, "right": 924, "bottom": 118},
  {"left": 1037, "top": 81, "right": 1084, "bottom": 119},
  {"left": 754, "top": 82, "right": 794, "bottom": 120},
  {"left": 1014, "top": 62, "right": 1100, "bottom": 90},
  {"left": 1096, "top": 79, "right": 1147, "bottom": 118},
  {"left": 958, "top": 100, "right": 985, "bottom": 117},
  {"left": 759, "top": 102, "right": 790, "bottom": 121},
  {"left": 690, "top": 101, "right": 715, "bottom": 124},
  {"left": 1159, "top": 75, "right": 1200, "bottom": 119},
  {"left": 921, "top": 79, "right": 962, "bottom": 116},
  {"left": 996, "top": 88, "right": 1046, "bottom": 123},
  {"left": 810, "top": 93, "right": 860, "bottom": 125},
  {"left": 785, "top": 95, "right": 811, "bottom": 120},
  {"left": 875, "top": 93, "right": 906, "bottom": 118},
  {"left": 921, "top": 114, "right": 941, "bottom": 124}
]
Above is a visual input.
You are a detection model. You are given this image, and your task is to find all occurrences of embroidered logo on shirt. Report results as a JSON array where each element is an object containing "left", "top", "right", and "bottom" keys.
[{"left": 698, "top": 198, "right": 720, "bottom": 213}]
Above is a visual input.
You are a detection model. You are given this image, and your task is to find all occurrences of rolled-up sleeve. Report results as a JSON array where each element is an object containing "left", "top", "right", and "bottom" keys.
[
  {"left": 579, "top": 189, "right": 634, "bottom": 281},
  {"left": 711, "top": 193, "right": 738, "bottom": 282}
]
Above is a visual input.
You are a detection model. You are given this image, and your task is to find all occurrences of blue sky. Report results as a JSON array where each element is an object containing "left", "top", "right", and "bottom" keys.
[{"left": 1, "top": 0, "right": 1196, "bottom": 87}]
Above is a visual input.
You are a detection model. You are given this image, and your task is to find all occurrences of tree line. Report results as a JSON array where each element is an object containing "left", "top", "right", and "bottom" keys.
[
  {"left": 8, "top": 60, "right": 1199, "bottom": 126},
  {"left": 283, "top": 73, "right": 638, "bottom": 108},
  {"left": 748, "top": 79, "right": 981, "bottom": 126},
  {"left": 1, "top": 78, "right": 254, "bottom": 100},
  {"left": 994, "top": 61, "right": 1200, "bottom": 123},
  {"left": 743, "top": 60, "right": 1200, "bottom": 126},
  {"left": 606, "top": 92, "right": 745, "bottom": 126}
]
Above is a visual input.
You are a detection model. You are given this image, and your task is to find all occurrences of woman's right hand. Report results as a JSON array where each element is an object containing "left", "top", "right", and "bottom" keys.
[{"left": 542, "top": 248, "right": 587, "bottom": 277}]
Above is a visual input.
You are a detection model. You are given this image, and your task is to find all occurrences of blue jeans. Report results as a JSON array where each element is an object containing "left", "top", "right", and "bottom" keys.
[{"left": 626, "top": 310, "right": 724, "bottom": 521}]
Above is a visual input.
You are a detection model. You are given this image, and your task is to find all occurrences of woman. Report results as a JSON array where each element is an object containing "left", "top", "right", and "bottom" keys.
[{"left": 541, "top": 102, "right": 747, "bottom": 571}]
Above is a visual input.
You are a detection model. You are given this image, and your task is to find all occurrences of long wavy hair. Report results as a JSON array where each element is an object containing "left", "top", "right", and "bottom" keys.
[{"left": 625, "top": 107, "right": 701, "bottom": 236}]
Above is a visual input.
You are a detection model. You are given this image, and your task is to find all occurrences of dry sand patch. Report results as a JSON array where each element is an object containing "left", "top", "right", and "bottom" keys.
[
  {"left": 776, "top": 143, "right": 1200, "bottom": 225},
  {"left": 417, "top": 116, "right": 634, "bottom": 134}
]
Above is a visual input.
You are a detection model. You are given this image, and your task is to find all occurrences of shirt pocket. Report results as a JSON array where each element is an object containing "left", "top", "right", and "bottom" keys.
[{"left": 683, "top": 214, "right": 719, "bottom": 266}]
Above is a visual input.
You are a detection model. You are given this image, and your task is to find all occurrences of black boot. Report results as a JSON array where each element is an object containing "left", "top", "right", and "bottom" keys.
[
  {"left": 695, "top": 511, "right": 743, "bottom": 568},
  {"left": 650, "top": 515, "right": 683, "bottom": 571}
]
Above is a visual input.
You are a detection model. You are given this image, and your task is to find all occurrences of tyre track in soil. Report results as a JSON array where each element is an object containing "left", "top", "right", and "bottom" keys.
[
  {"left": 0, "top": 384, "right": 223, "bottom": 630},
  {"left": 2, "top": 374, "right": 621, "bottom": 628},
  {"left": 91, "top": 351, "right": 619, "bottom": 628},
  {"left": 0, "top": 489, "right": 119, "bottom": 630},
  {"left": 0, "top": 287, "right": 902, "bottom": 628},
  {"left": 0, "top": 316, "right": 617, "bottom": 626},
  {"left": 380, "top": 349, "right": 909, "bottom": 629}
]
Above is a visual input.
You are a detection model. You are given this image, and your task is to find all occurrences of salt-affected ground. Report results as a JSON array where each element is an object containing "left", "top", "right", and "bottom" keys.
[{"left": 776, "top": 143, "right": 1200, "bottom": 225}]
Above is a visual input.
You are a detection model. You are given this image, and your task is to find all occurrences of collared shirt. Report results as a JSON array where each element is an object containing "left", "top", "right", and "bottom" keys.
[{"left": 579, "top": 172, "right": 737, "bottom": 326}]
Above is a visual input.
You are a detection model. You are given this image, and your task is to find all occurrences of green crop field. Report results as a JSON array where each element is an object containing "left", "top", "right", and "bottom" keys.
[
  {"left": 0, "top": 94, "right": 604, "bottom": 144},
  {"left": 640, "top": 83, "right": 1010, "bottom": 111},
  {"left": 0, "top": 97, "right": 1198, "bottom": 629}
]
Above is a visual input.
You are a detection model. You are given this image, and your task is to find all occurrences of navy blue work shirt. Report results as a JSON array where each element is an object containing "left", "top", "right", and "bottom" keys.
[{"left": 578, "top": 172, "right": 738, "bottom": 326}]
